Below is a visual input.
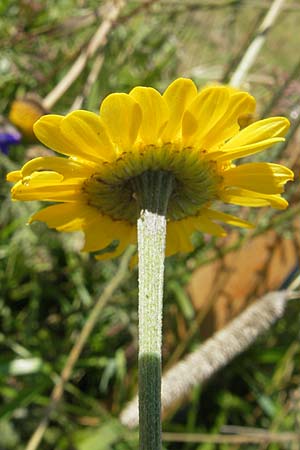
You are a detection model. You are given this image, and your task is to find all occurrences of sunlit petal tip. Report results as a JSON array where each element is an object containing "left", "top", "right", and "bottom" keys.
[
  {"left": 223, "top": 162, "right": 294, "bottom": 195},
  {"left": 33, "top": 114, "right": 63, "bottom": 139},
  {"left": 6, "top": 170, "right": 22, "bottom": 182},
  {"left": 163, "top": 77, "right": 198, "bottom": 94},
  {"left": 261, "top": 116, "right": 290, "bottom": 133},
  {"left": 274, "top": 198, "right": 289, "bottom": 210},
  {"left": 275, "top": 116, "right": 290, "bottom": 130}
]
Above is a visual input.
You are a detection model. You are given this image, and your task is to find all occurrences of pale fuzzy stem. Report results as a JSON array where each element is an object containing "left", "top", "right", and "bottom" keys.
[
  {"left": 136, "top": 171, "right": 174, "bottom": 450},
  {"left": 120, "top": 290, "right": 293, "bottom": 429},
  {"left": 138, "top": 210, "right": 165, "bottom": 449},
  {"left": 229, "top": 0, "right": 286, "bottom": 88}
]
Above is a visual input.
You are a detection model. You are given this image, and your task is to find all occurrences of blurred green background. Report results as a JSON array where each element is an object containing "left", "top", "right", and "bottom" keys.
[{"left": 1, "top": 1, "right": 300, "bottom": 449}]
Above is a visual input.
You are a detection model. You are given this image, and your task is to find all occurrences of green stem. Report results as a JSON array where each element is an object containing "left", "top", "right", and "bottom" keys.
[{"left": 134, "top": 171, "right": 174, "bottom": 450}]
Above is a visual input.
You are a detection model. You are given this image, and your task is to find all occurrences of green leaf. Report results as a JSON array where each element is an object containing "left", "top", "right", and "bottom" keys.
[{"left": 75, "top": 421, "right": 123, "bottom": 450}]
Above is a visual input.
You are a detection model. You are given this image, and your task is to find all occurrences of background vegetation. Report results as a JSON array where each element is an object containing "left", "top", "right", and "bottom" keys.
[{"left": 1, "top": 1, "right": 300, "bottom": 449}]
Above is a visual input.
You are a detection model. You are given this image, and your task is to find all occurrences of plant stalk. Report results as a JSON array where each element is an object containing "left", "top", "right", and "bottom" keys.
[{"left": 135, "top": 171, "right": 174, "bottom": 450}]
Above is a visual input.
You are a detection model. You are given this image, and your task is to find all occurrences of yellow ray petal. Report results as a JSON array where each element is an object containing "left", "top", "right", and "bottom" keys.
[
  {"left": 165, "top": 214, "right": 227, "bottom": 256},
  {"left": 82, "top": 215, "right": 135, "bottom": 253},
  {"left": 95, "top": 234, "right": 135, "bottom": 260},
  {"left": 60, "top": 110, "right": 116, "bottom": 162},
  {"left": 182, "top": 86, "right": 230, "bottom": 145},
  {"left": 11, "top": 173, "right": 83, "bottom": 202},
  {"left": 166, "top": 221, "right": 194, "bottom": 256},
  {"left": 223, "top": 162, "right": 294, "bottom": 194},
  {"left": 162, "top": 78, "right": 198, "bottom": 142},
  {"left": 12, "top": 188, "right": 81, "bottom": 202},
  {"left": 7, "top": 170, "right": 22, "bottom": 182},
  {"left": 204, "top": 208, "right": 254, "bottom": 228},
  {"left": 20, "top": 156, "right": 94, "bottom": 179},
  {"left": 100, "top": 93, "right": 142, "bottom": 151},
  {"left": 34, "top": 115, "right": 87, "bottom": 159},
  {"left": 82, "top": 216, "right": 115, "bottom": 252},
  {"left": 30, "top": 202, "right": 98, "bottom": 231},
  {"left": 218, "top": 117, "right": 289, "bottom": 161},
  {"left": 189, "top": 214, "right": 227, "bottom": 237},
  {"left": 221, "top": 187, "right": 288, "bottom": 209},
  {"left": 202, "top": 91, "right": 256, "bottom": 149},
  {"left": 129, "top": 252, "right": 138, "bottom": 269},
  {"left": 22, "top": 171, "right": 64, "bottom": 185},
  {"left": 129, "top": 86, "right": 169, "bottom": 144}
]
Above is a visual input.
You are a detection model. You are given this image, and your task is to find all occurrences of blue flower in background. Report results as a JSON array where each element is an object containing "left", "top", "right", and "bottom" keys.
[{"left": 0, "top": 122, "right": 21, "bottom": 154}]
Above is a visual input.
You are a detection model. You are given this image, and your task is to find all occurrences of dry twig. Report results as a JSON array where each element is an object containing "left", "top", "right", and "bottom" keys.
[
  {"left": 161, "top": 430, "right": 300, "bottom": 444},
  {"left": 42, "top": 0, "right": 126, "bottom": 110},
  {"left": 120, "top": 290, "right": 296, "bottom": 428},
  {"left": 70, "top": 54, "right": 104, "bottom": 110},
  {"left": 229, "top": 0, "right": 286, "bottom": 87}
]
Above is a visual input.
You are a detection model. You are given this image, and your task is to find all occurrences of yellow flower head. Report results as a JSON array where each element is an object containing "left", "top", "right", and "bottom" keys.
[
  {"left": 7, "top": 78, "right": 293, "bottom": 258},
  {"left": 9, "top": 97, "right": 47, "bottom": 142}
]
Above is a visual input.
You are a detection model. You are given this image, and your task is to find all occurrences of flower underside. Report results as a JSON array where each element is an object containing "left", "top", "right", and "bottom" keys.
[
  {"left": 83, "top": 144, "right": 220, "bottom": 223},
  {"left": 7, "top": 78, "right": 293, "bottom": 258}
]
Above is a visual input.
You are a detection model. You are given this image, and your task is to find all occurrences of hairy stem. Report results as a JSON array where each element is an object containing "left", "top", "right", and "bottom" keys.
[{"left": 135, "top": 171, "right": 174, "bottom": 450}]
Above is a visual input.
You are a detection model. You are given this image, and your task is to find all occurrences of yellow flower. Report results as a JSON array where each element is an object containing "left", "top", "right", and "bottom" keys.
[
  {"left": 7, "top": 78, "right": 293, "bottom": 258},
  {"left": 9, "top": 97, "right": 47, "bottom": 142}
]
